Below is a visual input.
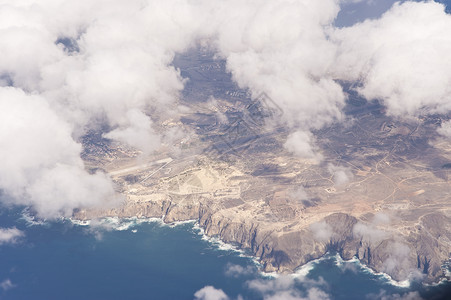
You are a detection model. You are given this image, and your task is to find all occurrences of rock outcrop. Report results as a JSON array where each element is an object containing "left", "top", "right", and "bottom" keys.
[
  {"left": 77, "top": 106, "right": 451, "bottom": 284},
  {"left": 76, "top": 195, "right": 451, "bottom": 283}
]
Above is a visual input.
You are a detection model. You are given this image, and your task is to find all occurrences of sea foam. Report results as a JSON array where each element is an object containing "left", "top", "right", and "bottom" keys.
[
  {"left": 337, "top": 255, "right": 412, "bottom": 288},
  {"left": 20, "top": 208, "right": 47, "bottom": 226},
  {"left": 67, "top": 216, "right": 420, "bottom": 288}
]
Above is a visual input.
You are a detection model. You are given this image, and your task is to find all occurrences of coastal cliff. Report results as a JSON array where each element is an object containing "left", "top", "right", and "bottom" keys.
[
  {"left": 75, "top": 195, "right": 450, "bottom": 283},
  {"left": 78, "top": 109, "right": 451, "bottom": 284}
]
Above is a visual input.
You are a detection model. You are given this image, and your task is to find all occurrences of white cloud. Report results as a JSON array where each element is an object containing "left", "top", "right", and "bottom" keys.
[
  {"left": 104, "top": 109, "right": 161, "bottom": 154},
  {"left": 353, "top": 222, "right": 388, "bottom": 244},
  {"left": 0, "top": 227, "right": 24, "bottom": 245},
  {"left": 332, "top": 1, "right": 451, "bottom": 117},
  {"left": 367, "top": 290, "right": 423, "bottom": 300},
  {"left": 380, "top": 241, "right": 413, "bottom": 276},
  {"left": 263, "top": 288, "right": 330, "bottom": 300},
  {"left": 352, "top": 213, "right": 390, "bottom": 245},
  {"left": 327, "top": 164, "right": 353, "bottom": 186},
  {"left": 224, "top": 263, "right": 255, "bottom": 278},
  {"left": 41, "top": 0, "right": 202, "bottom": 138},
  {"left": 0, "top": 0, "right": 202, "bottom": 218},
  {"left": 288, "top": 186, "right": 309, "bottom": 203},
  {"left": 247, "top": 276, "right": 296, "bottom": 293},
  {"left": 0, "top": 279, "right": 16, "bottom": 291},
  {"left": 216, "top": 0, "right": 451, "bottom": 153},
  {"left": 437, "top": 120, "right": 451, "bottom": 139},
  {"left": 211, "top": 0, "right": 346, "bottom": 156},
  {"left": 194, "top": 286, "right": 229, "bottom": 300},
  {"left": 310, "top": 221, "right": 334, "bottom": 242},
  {"left": 284, "top": 131, "right": 323, "bottom": 162},
  {"left": 373, "top": 213, "right": 390, "bottom": 225},
  {"left": 353, "top": 222, "right": 387, "bottom": 244},
  {"left": 0, "top": 0, "right": 201, "bottom": 144},
  {"left": 353, "top": 213, "right": 391, "bottom": 244},
  {"left": 0, "top": 87, "right": 118, "bottom": 218},
  {"left": 1, "top": 0, "right": 450, "bottom": 219},
  {"left": 247, "top": 276, "right": 330, "bottom": 300}
]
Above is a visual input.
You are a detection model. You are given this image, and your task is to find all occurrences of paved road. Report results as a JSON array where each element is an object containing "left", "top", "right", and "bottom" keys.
[{"left": 108, "top": 158, "right": 173, "bottom": 176}]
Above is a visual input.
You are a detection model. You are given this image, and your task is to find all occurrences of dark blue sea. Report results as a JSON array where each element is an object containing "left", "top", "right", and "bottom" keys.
[{"left": 0, "top": 208, "right": 449, "bottom": 300}]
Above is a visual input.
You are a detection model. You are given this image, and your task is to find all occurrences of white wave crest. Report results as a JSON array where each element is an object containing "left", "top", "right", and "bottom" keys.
[
  {"left": 69, "top": 216, "right": 163, "bottom": 231},
  {"left": 21, "top": 209, "right": 46, "bottom": 226},
  {"left": 338, "top": 255, "right": 411, "bottom": 288}
]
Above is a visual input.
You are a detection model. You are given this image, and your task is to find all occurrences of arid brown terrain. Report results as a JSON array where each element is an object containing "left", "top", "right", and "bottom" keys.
[{"left": 76, "top": 51, "right": 451, "bottom": 284}]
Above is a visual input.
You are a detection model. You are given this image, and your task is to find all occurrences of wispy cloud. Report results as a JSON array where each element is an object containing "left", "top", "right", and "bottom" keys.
[
  {"left": 224, "top": 263, "right": 256, "bottom": 278},
  {"left": 0, "top": 279, "right": 16, "bottom": 291},
  {"left": 0, "top": 227, "right": 24, "bottom": 245}
]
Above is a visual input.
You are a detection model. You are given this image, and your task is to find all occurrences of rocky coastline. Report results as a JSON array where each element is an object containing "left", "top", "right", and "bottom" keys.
[{"left": 75, "top": 195, "right": 451, "bottom": 284}]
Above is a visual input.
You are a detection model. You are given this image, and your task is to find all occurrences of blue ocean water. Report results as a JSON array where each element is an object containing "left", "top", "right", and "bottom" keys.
[{"left": 0, "top": 208, "right": 449, "bottom": 300}]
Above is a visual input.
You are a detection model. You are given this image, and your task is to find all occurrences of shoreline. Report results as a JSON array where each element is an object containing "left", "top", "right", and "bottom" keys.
[{"left": 64, "top": 214, "right": 450, "bottom": 288}]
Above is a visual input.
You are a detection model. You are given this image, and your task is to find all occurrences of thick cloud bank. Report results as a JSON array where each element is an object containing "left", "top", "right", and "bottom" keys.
[
  {"left": 1, "top": 0, "right": 450, "bottom": 218},
  {"left": 214, "top": 0, "right": 346, "bottom": 130},
  {"left": 0, "top": 0, "right": 203, "bottom": 218},
  {"left": 332, "top": 1, "right": 451, "bottom": 117},
  {"left": 211, "top": 0, "right": 451, "bottom": 157},
  {"left": 0, "top": 88, "right": 117, "bottom": 218}
]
